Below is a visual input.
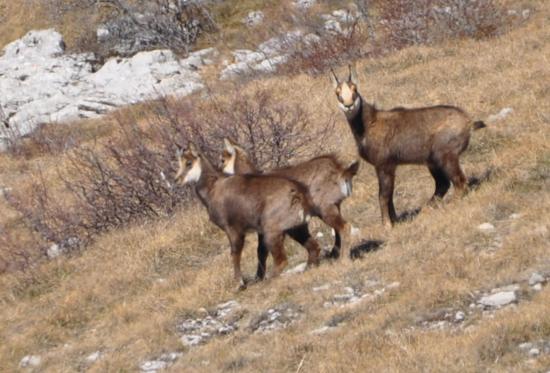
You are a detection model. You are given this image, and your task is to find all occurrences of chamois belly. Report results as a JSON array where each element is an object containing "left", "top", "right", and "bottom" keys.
[{"left": 359, "top": 138, "right": 431, "bottom": 166}]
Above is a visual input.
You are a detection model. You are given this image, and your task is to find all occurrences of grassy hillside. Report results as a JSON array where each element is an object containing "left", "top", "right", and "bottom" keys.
[{"left": 0, "top": 0, "right": 549, "bottom": 372}]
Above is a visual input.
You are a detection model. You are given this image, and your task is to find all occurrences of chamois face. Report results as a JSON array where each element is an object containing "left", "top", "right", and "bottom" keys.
[
  {"left": 222, "top": 138, "right": 254, "bottom": 175},
  {"left": 175, "top": 146, "right": 202, "bottom": 185},
  {"left": 221, "top": 138, "right": 237, "bottom": 175},
  {"left": 340, "top": 160, "right": 360, "bottom": 197},
  {"left": 331, "top": 66, "right": 361, "bottom": 116}
]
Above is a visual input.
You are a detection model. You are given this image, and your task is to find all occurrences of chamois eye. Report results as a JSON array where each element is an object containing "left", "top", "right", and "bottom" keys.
[{"left": 186, "top": 161, "right": 192, "bottom": 167}]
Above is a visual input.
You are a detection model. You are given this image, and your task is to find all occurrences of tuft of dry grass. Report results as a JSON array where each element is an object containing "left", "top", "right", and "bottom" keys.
[{"left": 0, "top": 0, "right": 549, "bottom": 372}]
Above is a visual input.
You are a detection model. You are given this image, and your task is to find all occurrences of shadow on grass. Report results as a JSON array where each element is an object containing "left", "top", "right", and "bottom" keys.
[
  {"left": 350, "top": 240, "right": 384, "bottom": 260},
  {"left": 395, "top": 208, "right": 422, "bottom": 223},
  {"left": 468, "top": 167, "right": 493, "bottom": 189}
]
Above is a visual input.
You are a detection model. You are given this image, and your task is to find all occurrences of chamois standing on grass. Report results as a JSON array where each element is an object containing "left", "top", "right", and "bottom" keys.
[
  {"left": 175, "top": 144, "right": 321, "bottom": 289},
  {"left": 331, "top": 65, "right": 486, "bottom": 227},
  {"left": 222, "top": 138, "right": 360, "bottom": 260}
]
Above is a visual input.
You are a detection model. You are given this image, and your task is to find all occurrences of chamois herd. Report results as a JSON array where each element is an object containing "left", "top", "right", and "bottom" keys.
[{"left": 175, "top": 65, "right": 487, "bottom": 289}]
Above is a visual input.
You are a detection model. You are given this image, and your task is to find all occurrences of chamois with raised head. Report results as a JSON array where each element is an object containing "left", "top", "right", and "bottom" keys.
[
  {"left": 222, "top": 138, "right": 360, "bottom": 260},
  {"left": 175, "top": 144, "right": 321, "bottom": 288},
  {"left": 331, "top": 65, "right": 486, "bottom": 227}
]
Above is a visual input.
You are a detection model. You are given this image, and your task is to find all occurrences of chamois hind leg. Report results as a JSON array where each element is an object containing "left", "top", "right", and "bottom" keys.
[
  {"left": 441, "top": 155, "right": 468, "bottom": 199},
  {"left": 264, "top": 233, "right": 288, "bottom": 278},
  {"left": 226, "top": 229, "right": 246, "bottom": 289},
  {"left": 376, "top": 165, "right": 397, "bottom": 227},
  {"left": 428, "top": 163, "right": 451, "bottom": 203},
  {"left": 255, "top": 234, "right": 269, "bottom": 281},
  {"left": 321, "top": 204, "right": 351, "bottom": 260},
  {"left": 286, "top": 224, "right": 321, "bottom": 267}
]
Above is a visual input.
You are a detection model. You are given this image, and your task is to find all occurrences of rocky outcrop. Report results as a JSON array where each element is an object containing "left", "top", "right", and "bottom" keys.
[
  {"left": 0, "top": 30, "right": 216, "bottom": 149},
  {"left": 220, "top": 30, "right": 304, "bottom": 80}
]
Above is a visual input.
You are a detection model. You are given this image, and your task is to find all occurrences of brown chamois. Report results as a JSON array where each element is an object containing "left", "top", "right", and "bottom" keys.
[
  {"left": 330, "top": 65, "right": 486, "bottom": 227},
  {"left": 175, "top": 144, "right": 321, "bottom": 288},
  {"left": 222, "top": 138, "right": 360, "bottom": 260}
]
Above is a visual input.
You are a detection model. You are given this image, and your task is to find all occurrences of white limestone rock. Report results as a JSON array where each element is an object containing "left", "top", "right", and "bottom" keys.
[
  {"left": 0, "top": 29, "right": 214, "bottom": 148},
  {"left": 243, "top": 11, "right": 264, "bottom": 27},
  {"left": 19, "top": 355, "right": 42, "bottom": 368},
  {"left": 478, "top": 291, "right": 517, "bottom": 308}
]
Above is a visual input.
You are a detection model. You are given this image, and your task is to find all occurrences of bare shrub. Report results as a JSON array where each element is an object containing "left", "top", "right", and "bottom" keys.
[
  {"left": 97, "top": 0, "right": 217, "bottom": 56},
  {"left": 378, "top": 0, "right": 511, "bottom": 50},
  {"left": 191, "top": 89, "right": 335, "bottom": 169},
  {"left": 281, "top": 19, "right": 369, "bottom": 75},
  {"left": 3, "top": 121, "right": 113, "bottom": 159},
  {"left": 0, "top": 227, "right": 42, "bottom": 274},
  {"left": 3, "top": 87, "right": 333, "bottom": 272}
]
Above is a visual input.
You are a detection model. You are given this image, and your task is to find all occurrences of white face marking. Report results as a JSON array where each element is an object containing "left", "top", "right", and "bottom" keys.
[
  {"left": 183, "top": 159, "right": 202, "bottom": 184},
  {"left": 222, "top": 152, "right": 236, "bottom": 175},
  {"left": 338, "top": 96, "right": 361, "bottom": 117},
  {"left": 340, "top": 83, "right": 354, "bottom": 106}
]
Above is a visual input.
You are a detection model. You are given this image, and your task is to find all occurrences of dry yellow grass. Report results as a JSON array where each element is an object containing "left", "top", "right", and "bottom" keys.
[{"left": 1, "top": 1, "right": 549, "bottom": 372}]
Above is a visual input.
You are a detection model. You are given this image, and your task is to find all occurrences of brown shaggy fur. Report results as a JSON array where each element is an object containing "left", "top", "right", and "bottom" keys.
[
  {"left": 222, "top": 138, "right": 359, "bottom": 260},
  {"left": 331, "top": 66, "right": 486, "bottom": 227},
  {"left": 175, "top": 144, "right": 321, "bottom": 288}
]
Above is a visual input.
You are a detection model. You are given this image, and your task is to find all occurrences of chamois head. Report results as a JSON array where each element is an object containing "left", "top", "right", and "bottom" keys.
[
  {"left": 222, "top": 138, "right": 256, "bottom": 175},
  {"left": 175, "top": 143, "right": 202, "bottom": 185},
  {"left": 330, "top": 65, "right": 361, "bottom": 116},
  {"left": 340, "top": 160, "right": 360, "bottom": 197}
]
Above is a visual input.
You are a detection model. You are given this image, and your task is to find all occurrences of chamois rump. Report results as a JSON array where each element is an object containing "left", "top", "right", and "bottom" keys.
[
  {"left": 331, "top": 65, "right": 486, "bottom": 227},
  {"left": 175, "top": 144, "right": 321, "bottom": 288},
  {"left": 222, "top": 138, "right": 359, "bottom": 260}
]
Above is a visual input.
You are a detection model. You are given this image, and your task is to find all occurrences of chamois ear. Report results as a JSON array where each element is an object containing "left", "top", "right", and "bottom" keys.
[
  {"left": 349, "top": 64, "right": 358, "bottom": 85},
  {"left": 346, "top": 160, "right": 360, "bottom": 177},
  {"left": 329, "top": 68, "right": 340, "bottom": 89},
  {"left": 175, "top": 147, "right": 183, "bottom": 160},
  {"left": 223, "top": 138, "right": 236, "bottom": 155}
]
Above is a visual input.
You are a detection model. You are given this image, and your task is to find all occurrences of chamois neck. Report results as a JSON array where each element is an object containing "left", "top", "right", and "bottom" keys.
[
  {"left": 237, "top": 153, "right": 259, "bottom": 174},
  {"left": 345, "top": 95, "right": 376, "bottom": 138},
  {"left": 194, "top": 155, "right": 222, "bottom": 205}
]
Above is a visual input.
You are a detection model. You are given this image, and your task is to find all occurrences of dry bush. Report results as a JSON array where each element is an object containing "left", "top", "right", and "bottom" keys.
[
  {"left": 378, "top": 0, "right": 512, "bottom": 50},
  {"left": 281, "top": 19, "right": 369, "bottom": 75},
  {"left": 0, "top": 228, "right": 42, "bottom": 274},
  {"left": 97, "top": 0, "right": 217, "bottom": 56},
  {"left": 3, "top": 87, "right": 332, "bottom": 272},
  {"left": 187, "top": 89, "right": 335, "bottom": 169}
]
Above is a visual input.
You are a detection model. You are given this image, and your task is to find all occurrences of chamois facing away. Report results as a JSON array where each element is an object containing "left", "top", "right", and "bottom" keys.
[
  {"left": 222, "top": 138, "right": 360, "bottom": 260},
  {"left": 331, "top": 65, "right": 486, "bottom": 227},
  {"left": 174, "top": 144, "right": 321, "bottom": 289}
]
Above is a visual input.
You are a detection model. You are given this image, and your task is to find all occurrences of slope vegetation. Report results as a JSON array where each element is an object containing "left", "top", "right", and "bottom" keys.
[{"left": 0, "top": 1, "right": 549, "bottom": 372}]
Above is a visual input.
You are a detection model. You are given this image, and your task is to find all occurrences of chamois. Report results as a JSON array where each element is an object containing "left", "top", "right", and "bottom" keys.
[
  {"left": 331, "top": 65, "right": 486, "bottom": 227},
  {"left": 222, "top": 138, "right": 359, "bottom": 260},
  {"left": 175, "top": 144, "right": 321, "bottom": 288}
]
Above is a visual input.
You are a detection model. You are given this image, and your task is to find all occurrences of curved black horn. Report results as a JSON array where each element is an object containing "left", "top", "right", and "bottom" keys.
[{"left": 330, "top": 68, "right": 340, "bottom": 88}]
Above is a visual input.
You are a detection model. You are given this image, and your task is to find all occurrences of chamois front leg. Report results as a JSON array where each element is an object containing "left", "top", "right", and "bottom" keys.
[
  {"left": 376, "top": 165, "right": 397, "bottom": 228},
  {"left": 226, "top": 229, "right": 246, "bottom": 290}
]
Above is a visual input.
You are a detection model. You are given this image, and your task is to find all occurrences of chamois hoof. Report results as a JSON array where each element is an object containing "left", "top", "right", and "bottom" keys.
[
  {"left": 427, "top": 197, "right": 444, "bottom": 208},
  {"left": 235, "top": 278, "right": 247, "bottom": 292},
  {"left": 324, "top": 248, "right": 340, "bottom": 260}
]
